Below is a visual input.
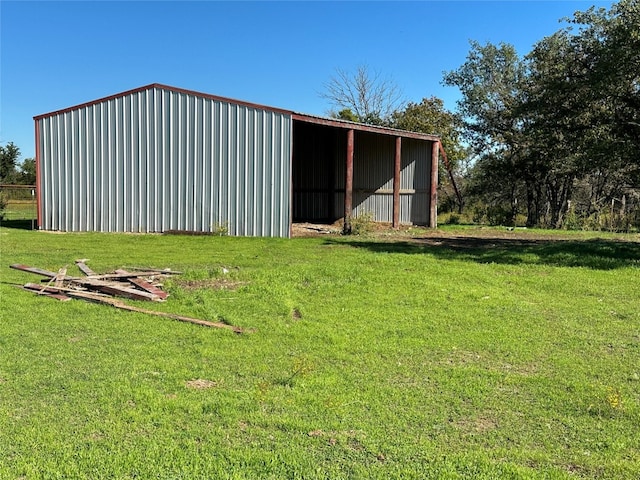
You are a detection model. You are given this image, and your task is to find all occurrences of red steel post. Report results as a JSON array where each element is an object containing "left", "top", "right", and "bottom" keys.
[{"left": 344, "top": 129, "right": 354, "bottom": 234}]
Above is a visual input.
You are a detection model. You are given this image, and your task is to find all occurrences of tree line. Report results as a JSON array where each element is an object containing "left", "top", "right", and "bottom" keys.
[
  {"left": 0, "top": 143, "right": 36, "bottom": 220},
  {"left": 323, "top": 0, "right": 639, "bottom": 231},
  {"left": 0, "top": 142, "right": 36, "bottom": 186}
]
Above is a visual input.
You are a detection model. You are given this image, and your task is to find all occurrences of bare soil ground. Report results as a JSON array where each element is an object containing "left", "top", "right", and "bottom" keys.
[{"left": 291, "top": 222, "right": 639, "bottom": 248}]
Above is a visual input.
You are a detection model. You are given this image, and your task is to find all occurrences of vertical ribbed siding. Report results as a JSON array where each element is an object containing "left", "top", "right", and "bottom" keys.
[
  {"left": 352, "top": 131, "right": 395, "bottom": 222},
  {"left": 37, "top": 86, "right": 292, "bottom": 237},
  {"left": 400, "top": 138, "right": 432, "bottom": 225}
]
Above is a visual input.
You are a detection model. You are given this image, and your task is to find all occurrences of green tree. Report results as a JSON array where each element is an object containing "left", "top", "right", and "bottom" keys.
[
  {"left": 444, "top": 1, "right": 640, "bottom": 229},
  {"left": 334, "top": 108, "right": 359, "bottom": 122},
  {"left": 443, "top": 41, "right": 530, "bottom": 225},
  {"left": 523, "top": 0, "right": 640, "bottom": 226},
  {"left": 0, "top": 142, "right": 21, "bottom": 184},
  {"left": 392, "top": 97, "right": 469, "bottom": 212},
  {"left": 19, "top": 158, "right": 36, "bottom": 185}
]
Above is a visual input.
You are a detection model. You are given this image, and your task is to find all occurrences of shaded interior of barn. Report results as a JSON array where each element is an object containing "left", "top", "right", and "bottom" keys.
[{"left": 291, "top": 119, "right": 433, "bottom": 226}]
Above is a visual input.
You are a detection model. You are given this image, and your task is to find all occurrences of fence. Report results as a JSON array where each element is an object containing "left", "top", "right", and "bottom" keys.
[{"left": 0, "top": 185, "right": 38, "bottom": 227}]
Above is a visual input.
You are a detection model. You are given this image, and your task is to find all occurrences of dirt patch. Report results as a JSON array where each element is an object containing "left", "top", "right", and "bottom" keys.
[
  {"left": 292, "top": 223, "right": 550, "bottom": 243},
  {"left": 185, "top": 379, "right": 218, "bottom": 389},
  {"left": 292, "top": 222, "right": 342, "bottom": 237},
  {"left": 453, "top": 415, "right": 499, "bottom": 433},
  {"left": 292, "top": 222, "right": 639, "bottom": 246}
]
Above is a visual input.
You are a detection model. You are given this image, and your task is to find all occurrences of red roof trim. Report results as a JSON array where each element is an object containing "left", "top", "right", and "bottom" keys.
[{"left": 33, "top": 83, "right": 293, "bottom": 120}]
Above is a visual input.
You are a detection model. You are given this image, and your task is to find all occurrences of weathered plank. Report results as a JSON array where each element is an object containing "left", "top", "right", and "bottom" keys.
[
  {"left": 75, "top": 259, "right": 97, "bottom": 276},
  {"left": 10, "top": 264, "right": 58, "bottom": 278},
  {"left": 115, "top": 269, "right": 169, "bottom": 300},
  {"left": 21, "top": 284, "right": 72, "bottom": 301},
  {"left": 54, "top": 267, "right": 67, "bottom": 288},
  {"left": 84, "top": 271, "right": 177, "bottom": 280},
  {"left": 73, "top": 278, "right": 162, "bottom": 301},
  {"left": 115, "top": 303, "right": 244, "bottom": 332},
  {"left": 23, "top": 283, "right": 106, "bottom": 298},
  {"left": 22, "top": 284, "right": 243, "bottom": 332},
  {"left": 35, "top": 277, "right": 161, "bottom": 301}
]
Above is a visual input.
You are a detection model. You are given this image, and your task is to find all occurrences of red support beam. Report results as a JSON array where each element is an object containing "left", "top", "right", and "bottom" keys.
[
  {"left": 344, "top": 129, "right": 354, "bottom": 234},
  {"left": 430, "top": 141, "right": 439, "bottom": 228},
  {"left": 393, "top": 136, "right": 402, "bottom": 229}
]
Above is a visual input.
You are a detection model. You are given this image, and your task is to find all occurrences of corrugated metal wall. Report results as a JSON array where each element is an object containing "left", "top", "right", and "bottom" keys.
[
  {"left": 36, "top": 86, "right": 292, "bottom": 237},
  {"left": 352, "top": 132, "right": 395, "bottom": 222},
  {"left": 399, "top": 138, "right": 431, "bottom": 225},
  {"left": 292, "top": 123, "right": 432, "bottom": 225}
]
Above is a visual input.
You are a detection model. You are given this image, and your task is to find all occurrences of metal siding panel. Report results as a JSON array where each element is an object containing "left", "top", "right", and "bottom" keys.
[
  {"left": 57, "top": 114, "right": 66, "bottom": 230},
  {"left": 135, "top": 91, "right": 146, "bottom": 232},
  {"left": 352, "top": 132, "right": 394, "bottom": 222},
  {"left": 36, "top": 85, "right": 292, "bottom": 237},
  {"left": 54, "top": 114, "right": 60, "bottom": 229},
  {"left": 164, "top": 91, "right": 172, "bottom": 230},
  {"left": 43, "top": 117, "right": 53, "bottom": 229},
  {"left": 41, "top": 118, "right": 48, "bottom": 229},
  {"left": 396, "top": 139, "right": 431, "bottom": 225},
  {"left": 81, "top": 107, "right": 89, "bottom": 231}
]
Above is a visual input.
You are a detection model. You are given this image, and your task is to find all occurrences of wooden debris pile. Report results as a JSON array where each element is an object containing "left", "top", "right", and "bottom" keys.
[{"left": 10, "top": 261, "right": 243, "bottom": 333}]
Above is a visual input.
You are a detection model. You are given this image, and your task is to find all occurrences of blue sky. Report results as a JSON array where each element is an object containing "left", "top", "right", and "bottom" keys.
[{"left": 1, "top": 0, "right": 613, "bottom": 160}]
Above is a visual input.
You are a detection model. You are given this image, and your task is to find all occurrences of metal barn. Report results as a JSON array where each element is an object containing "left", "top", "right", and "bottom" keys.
[{"left": 34, "top": 84, "right": 441, "bottom": 237}]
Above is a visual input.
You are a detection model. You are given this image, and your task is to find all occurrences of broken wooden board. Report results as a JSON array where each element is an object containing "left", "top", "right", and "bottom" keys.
[
  {"left": 115, "top": 269, "right": 169, "bottom": 300},
  {"left": 75, "top": 259, "right": 97, "bottom": 276},
  {"left": 84, "top": 271, "right": 180, "bottom": 280},
  {"left": 20, "top": 284, "right": 72, "bottom": 302},
  {"left": 10, "top": 264, "right": 59, "bottom": 278},
  {"left": 13, "top": 261, "right": 245, "bottom": 332},
  {"left": 54, "top": 267, "right": 67, "bottom": 288},
  {"left": 12, "top": 263, "right": 165, "bottom": 302},
  {"left": 72, "top": 277, "right": 163, "bottom": 301},
  {"left": 21, "top": 283, "right": 243, "bottom": 332}
]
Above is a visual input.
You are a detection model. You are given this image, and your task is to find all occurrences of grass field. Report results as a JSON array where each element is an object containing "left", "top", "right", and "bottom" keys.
[
  {"left": 1, "top": 224, "right": 639, "bottom": 479},
  {"left": 0, "top": 200, "right": 37, "bottom": 222}
]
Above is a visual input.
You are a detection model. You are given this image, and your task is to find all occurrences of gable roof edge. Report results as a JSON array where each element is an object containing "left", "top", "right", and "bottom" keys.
[{"left": 33, "top": 83, "right": 294, "bottom": 121}]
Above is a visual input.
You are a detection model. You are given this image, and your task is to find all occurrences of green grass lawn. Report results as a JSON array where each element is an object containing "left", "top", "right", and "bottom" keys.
[
  {"left": 0, "top": 200, "right": 37, "bottom": 221},
  {"left": 1, "top": 225, "right": 639, "bottom": 479}
]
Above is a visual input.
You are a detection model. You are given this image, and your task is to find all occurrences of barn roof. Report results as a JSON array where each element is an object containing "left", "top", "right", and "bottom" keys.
[{"left": 34, "top": 83, "right": 440, "bottom": 142}]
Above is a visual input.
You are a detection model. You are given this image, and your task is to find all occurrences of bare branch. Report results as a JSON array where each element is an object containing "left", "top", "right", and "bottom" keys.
[{"left": 320, "top": 65, "right": 405, "bottom": 124}]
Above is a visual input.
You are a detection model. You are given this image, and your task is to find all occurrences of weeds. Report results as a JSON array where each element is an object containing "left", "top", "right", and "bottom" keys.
[
  {"left": 278, "top": 355, "right": 315, "bottom": 387},
  {"left": 606, "top": 386, "right": 623, "bottom": 411},
  {"left": 346, "top": 211, "right": 375, "bottom": 235},
  {"left": 211, "top": 221, "right": 229, "bottom": 236}
]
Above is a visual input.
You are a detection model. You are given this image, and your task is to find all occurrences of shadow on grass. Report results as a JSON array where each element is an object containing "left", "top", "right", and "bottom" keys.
[
  {"left": 325, "top": 236, "right": 640, "bottom": 270},
  {"left": 0, "top": 219, "right": 37, "bottom": 230}
]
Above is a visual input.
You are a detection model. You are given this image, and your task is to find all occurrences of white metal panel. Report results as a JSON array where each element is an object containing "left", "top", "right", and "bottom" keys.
[{"left": 37, "top": 85, "right": 292, "bottom": 237}]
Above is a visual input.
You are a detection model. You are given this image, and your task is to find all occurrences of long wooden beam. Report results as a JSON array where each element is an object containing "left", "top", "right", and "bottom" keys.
[{"left": 21, "top": 283, "right": 243, "bottom": 333}]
